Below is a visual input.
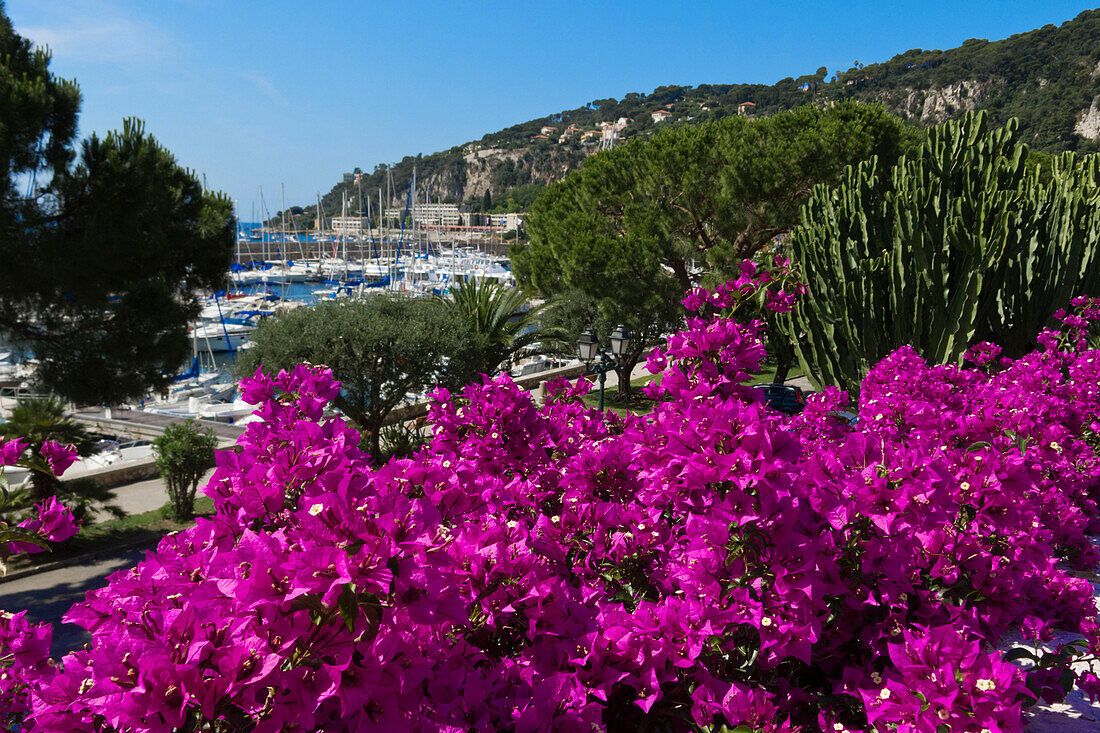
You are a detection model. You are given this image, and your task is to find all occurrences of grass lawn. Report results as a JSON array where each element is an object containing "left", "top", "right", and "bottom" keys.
[
  {"left": 748, "top": 362, "right": 803, "bottom": 385},
  {"left": 5, "top": 496, "right": 216, "bottom": 574},
  {"left": 581, "top": 374, "right": 661, "bottom": 415}
]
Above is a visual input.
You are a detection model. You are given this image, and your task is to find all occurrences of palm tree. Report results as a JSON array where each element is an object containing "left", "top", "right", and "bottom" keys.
[
  {"left": 435, "top": 278, "right": 567, "bottom": 387},
  {"left": 1, "top": 397, "right": 96, "bottom": 501}
]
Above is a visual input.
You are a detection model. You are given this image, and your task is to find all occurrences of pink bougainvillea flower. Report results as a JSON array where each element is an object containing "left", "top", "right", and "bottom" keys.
[
  {"left": 0, "top": 276, "right": 1098, "bottom": 732},
  {"left": 39, "top": 440, "right": 78, "bottom": 477},
  {"left": 11, "top": 496, "right": 80, "bottom": 553},
  {"left": 0, "top": 437, "right": 26, "bottom": 467}
]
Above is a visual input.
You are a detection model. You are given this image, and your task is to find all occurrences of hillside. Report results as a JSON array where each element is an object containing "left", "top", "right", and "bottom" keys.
[{"left": 297, "top": 8, "right": 1100, "bottom": 228}]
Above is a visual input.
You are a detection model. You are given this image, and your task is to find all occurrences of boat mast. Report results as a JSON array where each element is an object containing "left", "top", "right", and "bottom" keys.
[
  {"left": 386, "top": 169, "right": 394, "bottom": 272},
  {"left": 339, "top": 191, "right": 347, "bottom": 281},
  {"left": 280, "top": 183, "right": 287, "bottom": 264},
  {"left": 379, "top": 187, "right": 386, "bottom": 285},
  {"left": 315, "top": 192, "right": 324, "bottom": 262},
  {"left": 357, "top": 176, "right": 364, "bottom": 263},
  {"left": 258, "top": 186, "right": 267, "bottom": 265},
  {"left": 410, "top": 167, "right": 416, "bottom": 290},
  {"left": 233, "top": 199, "right": 241, "bottom": 268}
]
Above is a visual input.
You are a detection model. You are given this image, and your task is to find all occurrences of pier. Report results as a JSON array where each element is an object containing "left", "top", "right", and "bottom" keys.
[{"left": 72, "top": 407, "right": 245, "bottom": 444}]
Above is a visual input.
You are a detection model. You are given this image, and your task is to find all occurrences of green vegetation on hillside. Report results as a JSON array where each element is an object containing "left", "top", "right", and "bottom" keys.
[
  {"left": 298, "top": 9, "right": 1099, "bottom": 225},
  {"left": 832, "top": 10, "right": 1100, "bottom": 153}
]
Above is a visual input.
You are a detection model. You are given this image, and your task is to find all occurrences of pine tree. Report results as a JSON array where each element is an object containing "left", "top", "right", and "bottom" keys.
[{"left": 0, "top": 10, "right": 235, "bottom": 405}]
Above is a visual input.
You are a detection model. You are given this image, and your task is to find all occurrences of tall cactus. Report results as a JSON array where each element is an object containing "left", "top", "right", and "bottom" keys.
[
  {"left": 988, "top": 153, "right": 1100, "bottom": 352},
  {"left": 786, "top": 112, "right": 1100, "bottom": 396}
]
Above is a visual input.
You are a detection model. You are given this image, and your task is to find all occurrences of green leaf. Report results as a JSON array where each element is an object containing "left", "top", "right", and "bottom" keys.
[
  {"left": 337, "top": 584, "right": 358, "bottom": 632},
  {"left": 334, "top": 586, "right": 383, "bottom": 639},
  {"left": 289, "top": 594, "right": 328, "bottom": 617},
  {"left": 0, "top": 526, "right": 50, "bottom": 551},
  {"left": 1003, "top": 646, "right": 1039, "bottom": 663}
]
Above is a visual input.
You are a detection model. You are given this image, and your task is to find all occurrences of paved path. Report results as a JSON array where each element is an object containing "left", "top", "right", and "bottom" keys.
[
  {"left": 0, "top": 469, "right": 217, "bottom": 658},
  {"left": 97, "top": 469, "right": 217, "bottom": 519},
  {"left": 0, "top": 545, "right": 150, "bottom": 657}
]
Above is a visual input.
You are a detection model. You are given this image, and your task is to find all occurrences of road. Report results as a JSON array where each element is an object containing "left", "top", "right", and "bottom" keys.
[
  {"left": 0, "top": 545, "right": 150, "bottom": 658},
  {"left": 98, "top": 469, "right": 216, "bottom": 518}
]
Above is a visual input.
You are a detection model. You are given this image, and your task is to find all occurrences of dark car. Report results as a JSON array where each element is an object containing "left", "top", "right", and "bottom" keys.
[
  {"left": 753, "top": 383, "right": 806, "bottom": 415},
  {"left": 830, "top": 410, "right": 860, "bottom": 427}
]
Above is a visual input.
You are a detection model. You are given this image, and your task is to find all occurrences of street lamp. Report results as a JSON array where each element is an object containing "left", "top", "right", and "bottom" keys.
[{"left": 577, "top": 325, "right": 631, "bottom": 410}]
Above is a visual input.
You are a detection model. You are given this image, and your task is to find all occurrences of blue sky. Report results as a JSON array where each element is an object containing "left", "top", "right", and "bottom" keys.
[{"left": 5, "top": 1, "right": 1094, "bottom": 214}]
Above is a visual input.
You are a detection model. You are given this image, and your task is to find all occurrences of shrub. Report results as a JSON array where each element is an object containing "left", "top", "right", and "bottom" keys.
[{"left": 152, "top": 420, "right": 217, "bottom": 521}]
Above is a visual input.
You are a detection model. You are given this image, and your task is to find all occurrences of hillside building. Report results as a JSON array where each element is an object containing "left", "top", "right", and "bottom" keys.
[
  {"left": 559, "top": 124, "right": 582, "bottom": 142},
  {"left": 332, "top": 216, "right": 371, "bottom": 235},
  {"left": 384, "top": 202, "right": 463, "bottom": 227},
  {"left": 490, "top": 212, "right": 524, "bottom": 231}
]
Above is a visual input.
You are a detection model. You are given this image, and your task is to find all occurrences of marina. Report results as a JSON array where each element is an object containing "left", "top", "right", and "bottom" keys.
[
  {"left": 135, "top": 228, "right": 523, "bottom": 423},
  {"left": 1, "top": 239, "right": 525, "bottom": 428}
]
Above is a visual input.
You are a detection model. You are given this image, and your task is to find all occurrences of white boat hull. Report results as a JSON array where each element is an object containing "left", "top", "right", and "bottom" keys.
[{"left": 191, "top": 327, "right": 252, "bottom": 353}]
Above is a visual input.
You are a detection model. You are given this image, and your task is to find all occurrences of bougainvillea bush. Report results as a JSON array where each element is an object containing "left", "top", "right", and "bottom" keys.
[
  {"left": 4, "top": 269, "right": 1100, "bottom": 732},
  {"left": 0, "top": 440, "right": 80, "bottom": 731}
]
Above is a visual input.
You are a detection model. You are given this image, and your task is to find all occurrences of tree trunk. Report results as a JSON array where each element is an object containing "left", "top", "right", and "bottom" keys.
[
  {"left": 614, "top": 359, "right": 637, "bottom": 400},
  {"left": 774, "top": 358, "right": 792, "bottom": 384},
  {"left": 369, "top": 422, "right": 382, "bottom": 460}
]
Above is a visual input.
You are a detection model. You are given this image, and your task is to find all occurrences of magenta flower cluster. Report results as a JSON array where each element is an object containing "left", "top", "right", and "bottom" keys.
[
  {"left": 0, "top": 440, "right": 81, "bottom": 556},
  {"left": 0, "top": 439, "right": 80, "bottom": 726},
  {"left": 4, "top": 275, "right": 1100, "bottom": 732},
  {"left": 0, "top": 439, "right": 80, "bottom": 553}
]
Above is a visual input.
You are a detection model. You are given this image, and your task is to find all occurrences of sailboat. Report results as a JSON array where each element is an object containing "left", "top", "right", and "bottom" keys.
[{"left": 190, "top": 292, "right": 258, "bottom": 353}]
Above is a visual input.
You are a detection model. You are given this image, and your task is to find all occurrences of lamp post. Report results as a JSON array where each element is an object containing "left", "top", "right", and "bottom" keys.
[{"left": 578, "top": 325, "right": 632, "bottom": 410}]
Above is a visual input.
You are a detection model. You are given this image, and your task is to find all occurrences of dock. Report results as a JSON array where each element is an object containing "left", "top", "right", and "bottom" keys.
[{"left": 72, "top": 408, "right": 245, "bottom": 444}]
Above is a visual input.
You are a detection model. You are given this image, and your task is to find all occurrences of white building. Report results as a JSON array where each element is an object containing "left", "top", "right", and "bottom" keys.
[
  {"left": 651, "top": 109, "right": 672, "bottom": 123},
  {"left": 332, "top": 216, "right": 371, "bottom": 235},
  {"left": 384, "top": 202, "right": 463, "bottom": 226},
  {"left": 490, "top": 212, "right": 524, "bottom": 231}
]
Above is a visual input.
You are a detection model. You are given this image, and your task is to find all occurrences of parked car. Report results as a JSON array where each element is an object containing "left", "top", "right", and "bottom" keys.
[
  {"left": 753, "top": 383, "right": 806, "bottom": 415},
  {"left": 830, "top": 410, "right": 860, "bottom": 427}
]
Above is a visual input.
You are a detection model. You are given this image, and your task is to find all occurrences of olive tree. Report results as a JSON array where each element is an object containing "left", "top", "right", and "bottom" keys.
[{"left": 236, "top": 296, "right": 468, "bottom": 457}]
